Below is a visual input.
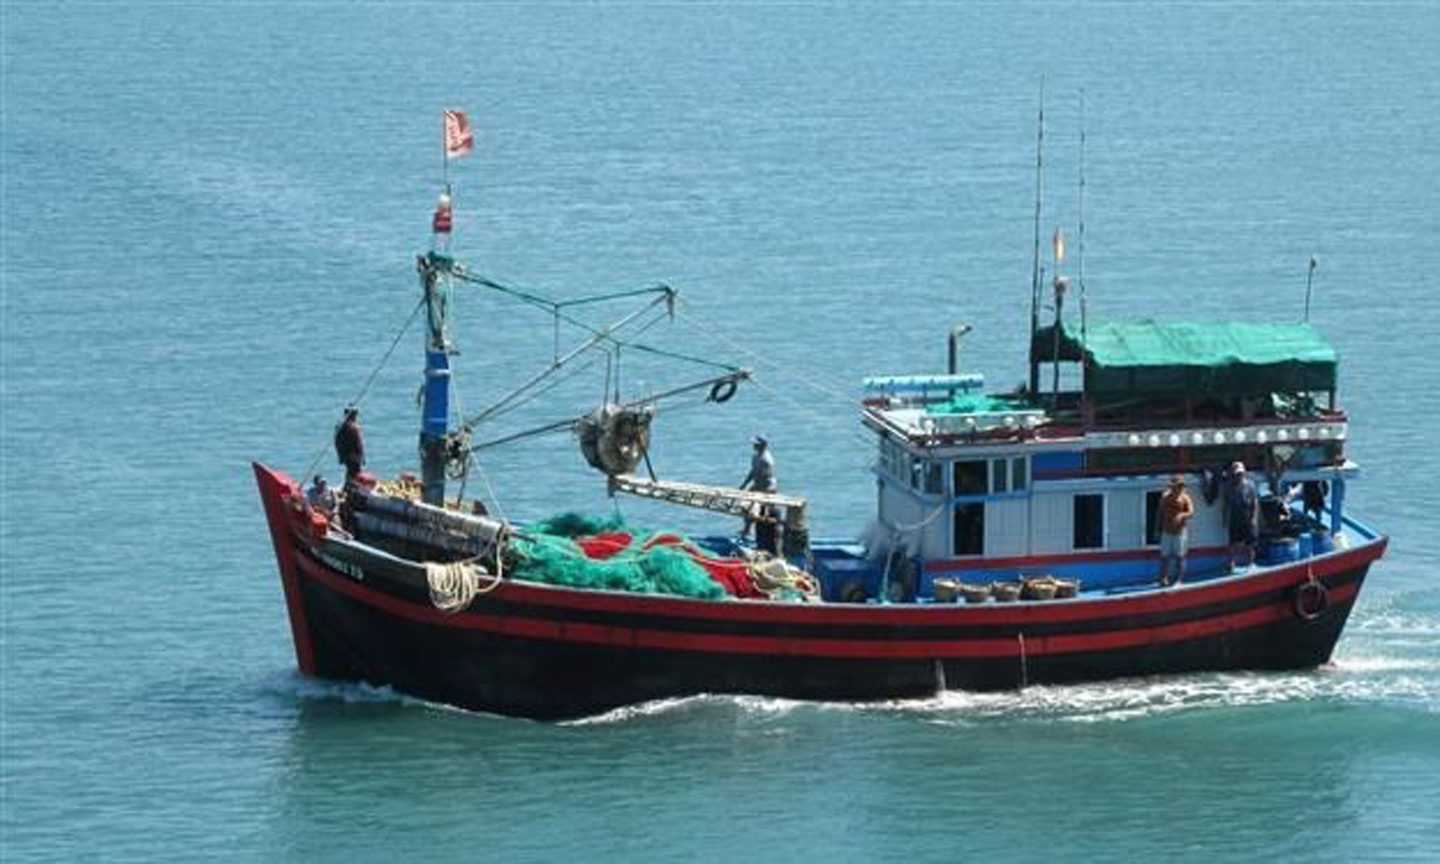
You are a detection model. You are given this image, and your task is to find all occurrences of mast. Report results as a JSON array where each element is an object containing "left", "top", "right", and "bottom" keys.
[
  {"left": 418, "top": 110, "right": 473, "bottom": 506},
  {"left": 418, "top": 248, "right": 452, "bottom": 507},
  {"left": 1078, "top": 90, "right": 1087, "bottom": 353},
  {"left": 1078, "top": 90, "right": 1091, "bottom": 424},
  {"left": 1029, "top": 80, "right": 1046, "bottom": 396}
]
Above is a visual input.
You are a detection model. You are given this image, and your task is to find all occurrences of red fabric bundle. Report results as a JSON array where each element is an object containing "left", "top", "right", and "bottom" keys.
[
  {"left": 573, "top": 531, "right": 761, "bottom": 598},
  {"left": 574, "top": 532, "right": 633, "bottom": 560}
]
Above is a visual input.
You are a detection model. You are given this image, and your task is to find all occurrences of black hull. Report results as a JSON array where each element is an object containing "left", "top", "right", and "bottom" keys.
[
  {"left": 296, "top": 562, "right": 1365, "bottom": 720},
  {"left": 256, "top": 464, "right": 1382, "bottom": 721}
]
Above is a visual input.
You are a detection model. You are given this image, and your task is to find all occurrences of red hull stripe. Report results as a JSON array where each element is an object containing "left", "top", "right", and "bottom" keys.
[
  {"left": 480, "top": 543, "right": 1381, "bottom": 626},
  {"left": 294, "top": 552, "right": 1360, "bottom": 660},
  {"left": 257, "top": 460, "right": 1383, "bottom": 631},
  {"left": 254, "top": 463, "right": 317, "bottom": 674}
]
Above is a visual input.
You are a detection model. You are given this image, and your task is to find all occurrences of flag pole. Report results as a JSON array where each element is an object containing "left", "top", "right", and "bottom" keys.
[{"left": 442, "top": 110, "right": 449, "bottom": 190}]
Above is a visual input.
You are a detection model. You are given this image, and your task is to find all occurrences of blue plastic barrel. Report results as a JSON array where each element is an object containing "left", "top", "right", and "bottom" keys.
[
  {"left": 1311, "top": 530, "right": 1334, "bottom": 555},
  {"left": 1297, "top": 532, "right": 1314, "bottom": 559},
  {"left": 1260, "top": 537, "right": 1300, "bottom": 565}
]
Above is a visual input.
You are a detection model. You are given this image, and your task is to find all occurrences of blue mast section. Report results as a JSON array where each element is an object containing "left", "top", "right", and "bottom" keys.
[{"left": 418, "top": 252, "right": 452, "bottom": 506}]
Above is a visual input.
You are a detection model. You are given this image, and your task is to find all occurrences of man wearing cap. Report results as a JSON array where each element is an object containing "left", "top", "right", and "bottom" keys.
[
  {"left": 1224, "top": 461, "right": 1260, "bottom": 571},
  {"left": 334, "top": 406, "right": 365, "bottom": 484},
  {"left": 739, "top": 436, "right": 777, "bottom": 544},
  {"left": 1157, "top": 474, "right": 1195, "bottom": 586},
  {"left": 306, "top": 474, "right": 336, "bottom": 515},
  {"left": 740, "top": 435, "right": 777, "bottom": 494}
]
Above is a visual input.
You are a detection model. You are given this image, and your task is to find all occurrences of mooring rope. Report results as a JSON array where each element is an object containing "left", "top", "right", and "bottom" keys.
[{"left": 424, "top": 555, "right": 504, "bottom": 614}]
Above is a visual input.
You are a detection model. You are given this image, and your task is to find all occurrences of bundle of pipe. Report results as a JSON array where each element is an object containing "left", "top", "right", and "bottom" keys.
[
  {"left": 351, "top": 486, "right": 507, "bottom": 546},
  {"left": 353, "top": 511, "right": 486, "bottom": 557}
]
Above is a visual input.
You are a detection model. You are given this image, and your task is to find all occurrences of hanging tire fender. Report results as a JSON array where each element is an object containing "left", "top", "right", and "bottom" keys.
[
  {"left": 708, "top": 378, "right": 738, "bottom": 404},
  {"left": 1293, "top": 579, "right": 1330, "bottom": 622}
]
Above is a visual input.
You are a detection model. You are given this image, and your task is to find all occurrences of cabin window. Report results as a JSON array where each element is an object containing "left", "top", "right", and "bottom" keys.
[
  {"left": 991, "top": 459, "right": 1009, "bottom": 494},
  {"left": 923, "top": 462, "right": 944, "bottom": 495},
  {"left": 879, "top": 440, "right": 905, "bottom": 480},
  {"left": 1145, "top": 491, "right": 1162, "bottom": 546},
  {"left": 954, "top": 503, "right": 985, "bottom": 556},
  {"left": 954, "top": 461, "right": 987, "bottom": 496},
  {"left": 910, "top": 456, "right": 923, "bottom": 490},
  {"left": 1011, "top": 457, "right": 1028, "bottom": 491},
  {"left": 1073, "top": 493, "right": 1105, "bottom": 549}
]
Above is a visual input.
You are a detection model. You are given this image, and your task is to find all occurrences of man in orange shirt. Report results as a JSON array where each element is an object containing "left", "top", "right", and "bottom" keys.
[{"left": 1158, "top": 474, "right": 1195, "bottom": 586}]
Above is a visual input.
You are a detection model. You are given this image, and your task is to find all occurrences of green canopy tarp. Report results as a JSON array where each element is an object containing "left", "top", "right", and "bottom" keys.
[{"left": 1033, "top": 320, "right": 1337, "bottom": 398}]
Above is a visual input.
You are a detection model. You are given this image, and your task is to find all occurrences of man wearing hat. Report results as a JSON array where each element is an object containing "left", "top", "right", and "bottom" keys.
[
  {"left": 1224, "top": 461, "right": 1260, "bottom": 571},
  {"left": 306, "top": 474, "right": 336, "bottom": 515},
  {"left": 740, "top": 435, "right": 777, "bottom": 495},
  {"left": 1157, "top": 474, "right": 1195, "bottom": 586},
  {"left": 739, "top": 436, "right": 778, "bottom": 546},
  {"left": 334, "top": 406, "right": 366, "bottom": 484}
]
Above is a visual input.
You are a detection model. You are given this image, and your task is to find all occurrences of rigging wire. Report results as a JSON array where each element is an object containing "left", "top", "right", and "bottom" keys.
[
  {"left": 302, "top": 295, "right": 427, "bottom": 482},
  {"left": 456, "top": 271, "right": 733, "bottom": 374},
  {"left": 745, "top": 375, "right": 875, "bottom": 451},
  {"left": 672, "top": 307, "right": 857, "bottom": 407},
  {"left": 458, "top": 293, "right": 675, "bottom": 431},
  {"left": 476, "top": 304, "right": 675, "bottom": 427}
]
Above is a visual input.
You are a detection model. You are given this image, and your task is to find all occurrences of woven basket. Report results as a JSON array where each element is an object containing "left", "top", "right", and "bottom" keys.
[
  {"left": 932, "top": 578, "right": 960, "bottom": 603},
  {"left": 991, "top": 582, "right": 1021, "bottom": 602},
  {"left": 960, "top": 583, "right": 992, "bottom": 604},
  {"left": 1022, "top": 578, "right": 1058, "bottom": 601}
]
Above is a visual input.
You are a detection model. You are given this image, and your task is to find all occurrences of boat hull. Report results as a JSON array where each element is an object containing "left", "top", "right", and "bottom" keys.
[{"left": 256, "top": 463, "right": 1384, "bottom": 720}]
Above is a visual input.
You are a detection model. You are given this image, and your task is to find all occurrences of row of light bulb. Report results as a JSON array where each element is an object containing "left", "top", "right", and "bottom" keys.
[
  {"left": 1123, "top": 425, "right": 1344, "bottom": 449},
  {"left": 919, "top": 413, "right": 1043, "bottom": 433}
]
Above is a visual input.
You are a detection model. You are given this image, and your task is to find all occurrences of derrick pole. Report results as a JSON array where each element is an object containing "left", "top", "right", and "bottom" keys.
[{"left": 418, "top": 253, "right": 452, "bottom": 506}]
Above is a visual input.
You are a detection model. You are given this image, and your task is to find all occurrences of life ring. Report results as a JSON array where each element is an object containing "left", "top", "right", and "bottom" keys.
[
  {"left": 1293, "top": 580, "right": 1329, "bottom": 621},
  {"left": 708, "top": 378, "right": 738, "bottom": 404}
]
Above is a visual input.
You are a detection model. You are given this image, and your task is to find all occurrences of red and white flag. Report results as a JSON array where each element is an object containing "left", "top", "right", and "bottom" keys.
[{"left": 444, "top": 110, "right": 474, "bottom": 160}]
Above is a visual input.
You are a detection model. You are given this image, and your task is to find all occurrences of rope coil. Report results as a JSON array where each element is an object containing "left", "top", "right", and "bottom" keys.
[{"left": 424, "top": 558, "right": 503, "bottom": 613}]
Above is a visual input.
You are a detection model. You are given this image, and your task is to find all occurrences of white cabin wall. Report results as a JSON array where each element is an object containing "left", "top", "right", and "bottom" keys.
[
  {"left": 878, "top": 480, "right": 936, "bottom": 557},
  {"left": 1190, "top": 490, "right": 1226, "bottom": 548},
  {"left": 986, "top": 498, "right": 1030, "bottom": 557},
  {"left": 1031, "top": 490, "right": 1071, "bottom": 554},
  {"left": 1109, "top": 488, "right": 1144, "bottom": 550},
  {"left": 919, "top": 515, "right": 949, "bottom": 560}
]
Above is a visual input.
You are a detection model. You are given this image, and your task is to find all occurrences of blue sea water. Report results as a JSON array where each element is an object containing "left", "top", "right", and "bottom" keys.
[{"left": 4, "top": 3, "right": 1439, "bottom": 860}]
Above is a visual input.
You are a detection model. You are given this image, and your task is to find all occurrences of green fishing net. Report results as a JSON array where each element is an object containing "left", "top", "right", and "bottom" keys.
[
  {"left": 527, "top": 511, "right": 629, "bottom": 538},
  {"left": 508, "top": 514, "right": 727, "bottom": 600}
]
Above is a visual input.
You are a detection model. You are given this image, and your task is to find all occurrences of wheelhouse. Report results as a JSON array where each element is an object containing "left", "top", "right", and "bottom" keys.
[{"left": 821, "top": 320, "right": 1356, "bottom": 601}]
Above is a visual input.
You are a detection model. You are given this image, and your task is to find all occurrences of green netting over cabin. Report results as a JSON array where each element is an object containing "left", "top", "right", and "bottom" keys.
[
  {"left": 1032, "top": 320, "right": 1338, "bottom": 398},
  {"left": 925, "top": 393, "right": 1036, "bottom": 416}
]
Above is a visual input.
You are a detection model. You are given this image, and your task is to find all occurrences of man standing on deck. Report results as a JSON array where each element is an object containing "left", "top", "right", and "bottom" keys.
[
  {"left": 739, "top": 435, "right": 777, "bottom": 544},
  {"left": 1224, "top": 461, "right": 1260, "bottom": 571},
  {"left": 740, "top": 435, "right": 777, "bottom": 495},
  {"left": 1157, "top": 474, "right": 1194, "bottom": 586},
  {"left": 334, "top": 406, "right": 365, "bottom": 484}
]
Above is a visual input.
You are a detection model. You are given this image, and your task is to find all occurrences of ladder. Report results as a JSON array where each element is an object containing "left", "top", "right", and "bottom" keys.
[{"left": 607, "top": 474, "right": 807, "bottom": 520}]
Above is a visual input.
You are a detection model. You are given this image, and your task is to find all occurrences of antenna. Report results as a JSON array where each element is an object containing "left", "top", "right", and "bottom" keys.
[
  {"left": 1078, "top": 90, "right": 1088, "bottom": 349},
  {"left": 1029, "top": 79, "right": 1046, "bottom": 395},
  {"left": 1304, "top": 256, "right": 1319, "bottom": 322},
  {"left": 1051, "top": 228, "right": 1068, "bottom": 408}
]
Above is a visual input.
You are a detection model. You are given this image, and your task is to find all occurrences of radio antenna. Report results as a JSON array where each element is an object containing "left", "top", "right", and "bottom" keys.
[
  {"left": 1078, "top": 89, "right": 1088, "bottom": 350},
  {"left": 1029, "top": 79, "right": 1046, "bottom": 396}
]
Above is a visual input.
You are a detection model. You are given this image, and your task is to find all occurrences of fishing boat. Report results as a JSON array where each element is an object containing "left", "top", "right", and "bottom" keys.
[{"left": 255, "top": 124, "right": 1386, "bottom": 721}]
